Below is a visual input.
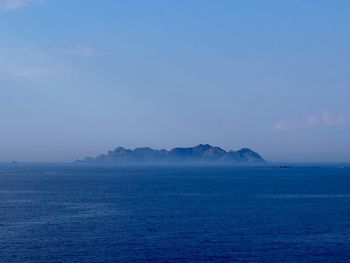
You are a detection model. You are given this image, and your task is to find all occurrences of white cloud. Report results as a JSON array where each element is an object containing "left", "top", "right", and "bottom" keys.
[
  {"left": 274, "top": 111, "right": 350, "bottom": 131},
  {"left": 320, "top": 111, "right": 350, "bottom": 125},
  {"left": 273, "top": 120, "right": 297, "bottom": 131},
  {"left": 0, "top": 47, "right": 59, "bottom": 78},
  {"left": 0, "top": 0, "right": 41, "bottom": 10},
  {"left": 67, "top": 44, "right": 95, "bottom": 57},
  {"left": 6, "top": 66, "right": 57, "bottom": 77}
]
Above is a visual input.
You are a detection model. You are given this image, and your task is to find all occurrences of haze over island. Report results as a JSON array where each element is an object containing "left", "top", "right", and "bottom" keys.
[{"left": 77, "top": 144, "right": 266, "bottom": 164}]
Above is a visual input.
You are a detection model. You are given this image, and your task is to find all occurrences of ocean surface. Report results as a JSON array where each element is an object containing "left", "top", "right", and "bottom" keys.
[{"left": 1, "top": 164, "right": 350, "bottom": 262}]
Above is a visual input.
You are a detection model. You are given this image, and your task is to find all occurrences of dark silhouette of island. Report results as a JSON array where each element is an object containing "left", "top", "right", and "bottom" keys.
[{"left": 77, "top": 144, "right": 266, "bottom": 164}]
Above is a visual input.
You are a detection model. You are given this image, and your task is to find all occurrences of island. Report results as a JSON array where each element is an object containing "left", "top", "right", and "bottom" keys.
[{"left": 76, "top": 144, "right": 266, "bottom": 164}]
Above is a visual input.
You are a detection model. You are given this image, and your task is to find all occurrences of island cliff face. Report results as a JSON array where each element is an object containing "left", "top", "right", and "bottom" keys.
[{"left": 77, "top": 144, "right": 266, "bottom": 164}]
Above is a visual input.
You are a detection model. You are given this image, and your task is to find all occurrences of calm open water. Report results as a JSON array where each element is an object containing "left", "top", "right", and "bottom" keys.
[{"left": 1, "top": 164, "right": 350, "bottom": 262}]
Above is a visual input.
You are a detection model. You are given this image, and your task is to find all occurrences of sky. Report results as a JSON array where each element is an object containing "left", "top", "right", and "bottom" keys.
[{"left": 0, "top": 0, "right": 350, "bottom": 162}]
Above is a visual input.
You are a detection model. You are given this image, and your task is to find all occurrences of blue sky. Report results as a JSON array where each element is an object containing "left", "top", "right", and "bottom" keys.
[{"left": 0, "top": 0, "right": 350, "bottom": 162}]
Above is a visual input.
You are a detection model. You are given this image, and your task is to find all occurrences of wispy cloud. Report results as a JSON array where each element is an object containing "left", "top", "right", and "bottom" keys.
[
  {"left": 5, "top": 66, "right": 58, "bottom": 77},
  {"left": 66, "top": 44, "right": 96, "bottom": 57},
  {"left": 0, "top": 47, "right": 59, "bottom": 78},
  {"left": 274, "top": 111, "right": 350, "bottom": 131},
  {"left": 0, "top": 43, "right": 104, "bottom": 79},
  {"left": 0, "top": 0, "right": 42, "bottom": 11}
]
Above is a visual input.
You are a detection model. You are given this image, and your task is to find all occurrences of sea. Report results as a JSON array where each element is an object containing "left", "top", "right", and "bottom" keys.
[{"left": 1, "top": 164, "right": 350, "bottom": 262}]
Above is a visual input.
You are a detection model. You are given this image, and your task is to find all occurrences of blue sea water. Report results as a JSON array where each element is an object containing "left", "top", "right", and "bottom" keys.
[{"left": 1, "top": 164, "right": 350, "bottom": 262}]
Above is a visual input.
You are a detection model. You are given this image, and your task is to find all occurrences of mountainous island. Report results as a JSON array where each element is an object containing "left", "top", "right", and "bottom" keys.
[{"left": 77, "top": 144, "right": 266, "bottom": 164}]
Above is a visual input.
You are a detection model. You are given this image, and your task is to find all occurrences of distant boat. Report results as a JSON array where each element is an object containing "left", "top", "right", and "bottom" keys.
[{"left": 279, "top": 165, "right": 291, "bottom": 169}]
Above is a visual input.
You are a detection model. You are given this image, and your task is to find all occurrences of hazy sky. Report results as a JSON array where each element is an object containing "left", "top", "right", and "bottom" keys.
[{"left": 1, "top": 0, "right": 350, "bottom": 162}]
